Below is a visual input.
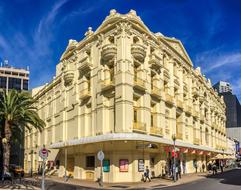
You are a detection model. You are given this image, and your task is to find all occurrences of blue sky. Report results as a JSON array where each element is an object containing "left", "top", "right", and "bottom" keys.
[{"left": 0, "top": 0, "right": 241, "bottom": 99}]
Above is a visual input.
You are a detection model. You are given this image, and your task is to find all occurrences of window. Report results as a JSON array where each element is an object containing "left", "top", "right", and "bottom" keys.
[
  {"left": 0, "top": 77, "right": 6, "bottom": 88},
  {"left": 8, "top": 77, "right": 21, "bottom": 90},
  {"left": 23, "top": 79, "right": 29, "bottom": 90},
  {"left": 86, "top": 156, "right": 95, "bottom": 168}
]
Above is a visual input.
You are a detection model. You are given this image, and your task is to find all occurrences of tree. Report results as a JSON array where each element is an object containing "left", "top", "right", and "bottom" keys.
[{"left": 0, "top": 90, "right": 45, "bottom": 174}]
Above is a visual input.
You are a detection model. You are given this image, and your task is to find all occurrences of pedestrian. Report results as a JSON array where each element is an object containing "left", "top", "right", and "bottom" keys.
[
  {"left": 207, "top": 162, "right": 212, "bottom": 173},
  {"left": 178, "top": 163, "right": 182, "bottom": 179},
  {"left": 220, "top": 160, "right": 224, "bottom": 173},
  {"left": 144, "top": 166, "right": 151, "bottom": 182},
  {"left": 202, "top": 163, "right": 205, "bottom": 172},
  {"left": 212, "top": 162, "right": 217, "bottom": 175}
]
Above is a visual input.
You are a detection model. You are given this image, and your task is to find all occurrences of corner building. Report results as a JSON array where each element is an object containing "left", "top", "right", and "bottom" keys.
[{"left": 25, "top": 10, "right": 227, "bottom": 182}]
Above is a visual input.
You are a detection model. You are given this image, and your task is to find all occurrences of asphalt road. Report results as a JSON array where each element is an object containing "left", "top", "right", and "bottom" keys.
[
  {"left": 154, "top": 169, "right": 241, "bottom": 190},
  {"left": 1, "top": 169, "right": 241, "bottom": 190}
]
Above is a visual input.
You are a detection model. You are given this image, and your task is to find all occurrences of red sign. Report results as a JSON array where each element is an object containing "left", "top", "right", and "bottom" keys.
[{"left": 42, "top": 148, "right": 47, "bottom": 155}]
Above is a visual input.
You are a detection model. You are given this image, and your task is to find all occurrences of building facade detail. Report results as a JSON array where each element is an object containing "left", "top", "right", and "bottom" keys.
[{"left": 25, "top": 10, "right": 227, "bottom": 182}]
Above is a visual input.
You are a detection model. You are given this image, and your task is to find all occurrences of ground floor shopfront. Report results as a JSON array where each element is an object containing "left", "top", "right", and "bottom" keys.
[{"left": 45, "top": 133, "right": 224, "bottom": 183}]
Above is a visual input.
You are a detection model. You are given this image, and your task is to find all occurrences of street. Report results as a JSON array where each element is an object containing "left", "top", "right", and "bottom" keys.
[
  {"left": 154, "top": 169, "right": 241, "bottom": 190},
  {"left": 1, "top": 169, "right": 241, "bottom": 190}
]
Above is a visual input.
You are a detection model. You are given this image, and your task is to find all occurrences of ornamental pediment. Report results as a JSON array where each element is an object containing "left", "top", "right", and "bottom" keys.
[{"left": 164, "top": 37, "right": 192, "bottom": 65}]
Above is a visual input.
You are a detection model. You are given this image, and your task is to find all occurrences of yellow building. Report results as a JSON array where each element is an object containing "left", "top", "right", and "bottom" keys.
[{"left": 24, "top": 10, "right": 227, "bottom": 182}]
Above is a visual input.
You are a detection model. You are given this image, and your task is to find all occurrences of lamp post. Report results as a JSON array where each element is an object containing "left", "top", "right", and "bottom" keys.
[
  {"left": 172, "top": 134, "right": 176, "bottom": 182},
  {"left": 64, "top": 143, "right": 68, "bottom": 182}
]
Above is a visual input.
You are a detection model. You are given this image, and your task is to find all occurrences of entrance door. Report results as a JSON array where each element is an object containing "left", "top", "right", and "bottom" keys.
[{"left": 67, "top": 158, "right": 74, "bottom": 176}]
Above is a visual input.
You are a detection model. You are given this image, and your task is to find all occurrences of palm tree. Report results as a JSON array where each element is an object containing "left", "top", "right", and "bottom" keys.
[{"left": 0, "top": 90, "right": 45, "bottom": 174}]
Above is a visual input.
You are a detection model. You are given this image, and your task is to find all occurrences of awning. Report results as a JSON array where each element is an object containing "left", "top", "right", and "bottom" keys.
[
  {"left": 47, "top": 149, "right": 60, "bottom": 161},
  {"left": 49, "top": 133, "right": 226, "bottom": 154}
]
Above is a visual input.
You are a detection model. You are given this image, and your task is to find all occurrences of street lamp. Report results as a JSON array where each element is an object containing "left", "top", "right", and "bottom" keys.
[{"left": 172, "top": 134, "right": 176, "bottom": 182}]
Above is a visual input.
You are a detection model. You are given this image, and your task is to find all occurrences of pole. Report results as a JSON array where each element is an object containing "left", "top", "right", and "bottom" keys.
[
  {"left": 30, "top": 150, "right": 33, "bottom": 177},
  {"left": 64, "top": 147, "right": 67, "bottom": 181},
  {"left": 100, "top": 159, "right": 103, "bottom": 187},
  {"left": 41, "top": 159, "right": 45, "bottom": 190},
  {"left": 173, "top": 139, "right": 176, "bottom": 182}
]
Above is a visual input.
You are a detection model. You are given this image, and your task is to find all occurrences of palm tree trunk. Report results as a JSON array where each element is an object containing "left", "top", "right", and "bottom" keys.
[{"left": 3, "top": 120, "right": 11, "bottom": 174}]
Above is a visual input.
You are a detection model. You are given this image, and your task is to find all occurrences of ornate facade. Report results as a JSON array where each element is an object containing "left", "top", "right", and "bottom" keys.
[{"left": 24, "top": 10, "right": 227, "bottom": 182}]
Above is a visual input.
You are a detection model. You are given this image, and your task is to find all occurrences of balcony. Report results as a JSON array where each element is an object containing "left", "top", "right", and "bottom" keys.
[
  {"left": 193, "top": 138, "right": 200, "bottom": 145},
  {"left": 131, "top": 44, "right": 146, "bottom": 62},
  {"left": 165, "top": 128, "right": 170, "bottom": 135},
  {"left": 101, "top": 79, "right": 115, "bottom": 91},
  {"left": 149, "top": 52, "right": 162, "bottom": 70},
  {"left": 134, "top": 77, "right": 146, "bottom": 91},
  {"left": 79, "top": 88, "right": 91, "bottom": 99},
  {"left": 176, "top": 132, "right": 183, "bottom": 140},
  {"left": 150, "top": 126, "right": 163, "bottom": 137},
  {"left": 192, "top": 109, "right": 199, "bottom": 118},
  {"left": 63, "top": 71, "right": 74, "bottom": 87},
  {"left": 200, "top": 114, "right": 205, "bottom": 122},
  {"left": 192, "top": 86, "right": 198, "bottom": 97},
  {"left": 102, "top": 44, "right": 117, "bottom": 61},
  {"left": 174, "top": 78, "right": 180, "bottom": 89},
  {"left": 163, "top": 68, "right": 170, "bottom": 81},
  {"left": 165, "top": 92, "right": 174, "bottom": 105},
  {"left": 176, "top": 100, "right": 183, "bottom": 109},
  {"left": 78, "top": 53, "right": 92, "bottom": 72},
  {"left": 151, "top": 86, "right": 162, "bottom": 99},
  {"left": 133, "top": 122, "right": 146, "bottom": 133},
  {"left": 184, "top": 104, "right": 192, "bottom": 114}
]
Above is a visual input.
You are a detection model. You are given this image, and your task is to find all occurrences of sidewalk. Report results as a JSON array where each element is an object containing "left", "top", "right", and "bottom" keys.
[
  {"left": 44, "top": 172, "right": 210, "bottom": 189},
  {"left": 25, "top": 169, "right": 231, "bottom": 190}
]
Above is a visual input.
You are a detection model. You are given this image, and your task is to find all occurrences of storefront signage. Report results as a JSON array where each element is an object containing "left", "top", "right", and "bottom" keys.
[
  {"left": 138, "top": 159, "right": 144, "bottom": 172},
  {"left": 119, "top": 159, "right": 128, "bottom": 172},
  {"left": 103, "top": 159, "right": 110, "bottom": 172}
]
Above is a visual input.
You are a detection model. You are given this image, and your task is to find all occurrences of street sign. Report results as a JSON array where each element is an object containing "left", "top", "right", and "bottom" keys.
[
  {"left": 39, "top": 148, "right": 48, "bottom": 160},
  {"left": 97, "top": 150, "right": 104, "bottom": 161}
]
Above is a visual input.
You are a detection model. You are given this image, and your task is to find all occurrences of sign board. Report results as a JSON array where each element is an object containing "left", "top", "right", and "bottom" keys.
[
  {"left": 97, "top": 150, "right": 104, "bottom": 161},
  {"left": 103, "top": 159, "right": 110, "bottom": 172},
  {"left": 39, "top": 148, "right": 48, "bottom": 160},
  {"left": 138, "top": 159, "right": 144, "bottom": 172},
  {"left": 119, "top": 159, "right": 128, "bottom": 172}
]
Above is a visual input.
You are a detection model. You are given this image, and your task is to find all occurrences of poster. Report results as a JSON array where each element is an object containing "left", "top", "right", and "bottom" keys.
[
  {"left": 138, "top": 159, "right": 144, "bottom": 172},
  {"left": 119, "top": 159, "right": 128, "bottom": 172},
  {"left": 103, "top": 159, "right": 110, "bottom": 172}
]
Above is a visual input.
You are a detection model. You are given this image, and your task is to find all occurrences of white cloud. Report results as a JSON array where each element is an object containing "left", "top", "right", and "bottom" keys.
[{"left": 195, "top": 50, "right": 241, "bottom": 73}]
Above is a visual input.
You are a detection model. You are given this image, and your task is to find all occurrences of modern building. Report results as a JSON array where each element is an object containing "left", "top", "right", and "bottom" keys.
[
  {"left": 0, "top": 60, "right": 29, "bottom": 171},
  {"left": 220, "top": 92, "right": 241, "bottom": 128},
  {"left": 213, "top": 81, "right": 241, "bottom": 145},
  {"left": 213, "top": 81, "right": 232, "bottom": 94},
  {"left": 24, "top": 10, "right": 228, "bottom": 182},
  {"left": 0, "top": 60, "right": 29, "bottom": 91}
]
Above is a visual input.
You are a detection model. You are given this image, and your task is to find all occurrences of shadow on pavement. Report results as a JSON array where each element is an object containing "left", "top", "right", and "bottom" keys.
[{"left": 206, "top": 169, "right": 241, "bottom": 186}]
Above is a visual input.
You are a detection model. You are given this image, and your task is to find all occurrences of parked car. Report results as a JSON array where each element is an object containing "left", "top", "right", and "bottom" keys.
[{"left": 9, "top": 164, "right": 24, "bottom": 177}]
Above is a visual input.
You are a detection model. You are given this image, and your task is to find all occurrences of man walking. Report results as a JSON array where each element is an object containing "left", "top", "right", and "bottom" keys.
[
  {"left": 220, "top": 160, "right": 224, "bottom": 173},
  {"left": 144, "top": 166, "right": 151, "bottom": 182}
]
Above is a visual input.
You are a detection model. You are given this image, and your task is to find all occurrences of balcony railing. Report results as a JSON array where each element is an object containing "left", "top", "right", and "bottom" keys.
[
  {"left": 194, "top": 138, "right": 200, "bottom": 145},
  {"left": 79, "top": 88, "right": 91, "bottom": 99},
  {"left": 150, "top": 126, "right": 163, "bottom": 137},
  {"left": 165, "top": 92, "right": 174, "bottom": 104},
  {"left": 101, "top": 78, "right": 115, "bottom": 91},
  {"left": 149, "top": 52, "right": 162, "bottom": 70},
  {"left": 165, "top": 128, "right": 170, "bottom": 135},
  {"left": 176, "top": 132, "right": 183, "bottom": 140},
  {"left": 133, "top": 122, "right": 146, "bottom": 133},
  {"left": 176, "top": 100, "right": 183, "bottom": 109},
  {"left": 134, "top": 77, "right": 146, "bottom": 91},
  {"left": 151, "top": 86, "right": 162, "bottom": 99}
]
